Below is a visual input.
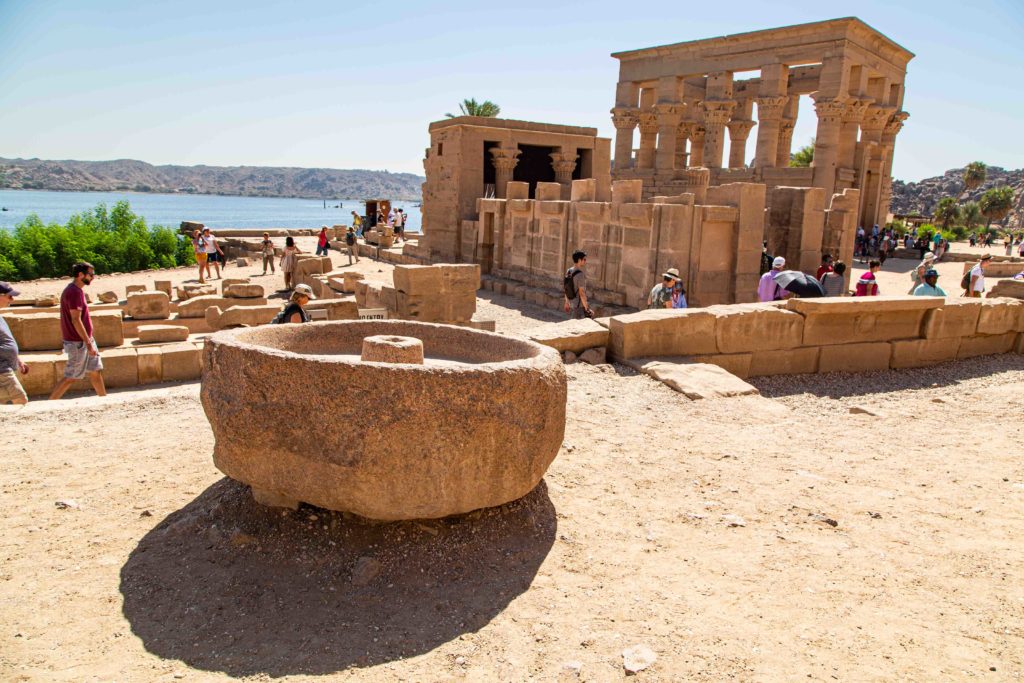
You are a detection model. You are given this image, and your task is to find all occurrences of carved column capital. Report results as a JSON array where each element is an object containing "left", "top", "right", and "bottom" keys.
[
  {"left": 860, "top": 104, "right": 894, "bottom": 132},
  {"left": 638, "top": 112, "right": 660, "bottom": 135},
  {"left": 756, "top": 95, "right": 789, "bottom": 120},
  {"left": 549, "top": 152, "right": 579, "bottom": 182},
  {"left": 489, "top": 146, "right": 521, "bottom": 172},
  {"left": 884, "top": 110, "right": 910, "bottom": 135},
  {"left": 702, "top": 100, "right": 736, "bottom": 126},
  {"left": 726, "top": 119, "right": 756, "bottom": 139},
  {"left": 779, "top": 120, "right": 795, "bottom": 135},
  {"left": 812, "top": 96, "right": 849, "bottom": 125},
  {"left": 842, "top": 98, "right": 872, "bottom": 124},
  {"left": 610, "top": 106, "right": 640, "bottom": 130}
]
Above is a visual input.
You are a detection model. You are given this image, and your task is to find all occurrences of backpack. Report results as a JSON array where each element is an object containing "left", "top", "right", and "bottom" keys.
[
  {"left": 563, "top": 267, "right": 580, "bottom": 300},
  {"left": 960, "top": 268, "right": 973, "bottom": 291},
  {"left": 345, "top": 232, "right": 355, "bottom": 246}
]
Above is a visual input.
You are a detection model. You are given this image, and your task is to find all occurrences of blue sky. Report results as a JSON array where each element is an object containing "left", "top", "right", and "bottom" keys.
[{"left": 1, "top": 0, "right": 1021, "bottom": 182}]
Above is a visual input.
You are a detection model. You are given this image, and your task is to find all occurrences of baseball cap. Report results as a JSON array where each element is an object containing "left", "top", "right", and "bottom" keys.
[
  {"left": 772, "top": 256, "right": 786, "bottom": 268},
  {"left": 293, "top": 284, "right": 317, "bottom": 299},
  {"left": 924, "top": 269, "right": 939, "bottom": 278},
  {"left": 0, "top": 281, "right": 20, "bottom": 297}
]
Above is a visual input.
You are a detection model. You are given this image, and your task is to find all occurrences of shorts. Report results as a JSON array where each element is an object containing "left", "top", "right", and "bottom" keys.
[
  {"left": 0, "top": 369, "right": 28, "bottom": 403},
  {"left": 63, "top": 340, "right": 103, "bottom": 379},
  {"left": 196, "top": 252, "right": 208, "bottom": 263},
  {"left": 207, "top": 252, "right": 221, "bottom": 263}
]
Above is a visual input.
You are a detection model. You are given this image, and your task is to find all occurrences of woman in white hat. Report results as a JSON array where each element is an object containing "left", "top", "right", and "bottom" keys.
[
  {"left": 647, "top": 268, "right": 681, "bottom": 309},
  {"left": 277, "top": 283, "right": 316, "bottom": 324},
  {"left": 908, "top": 251, "right": 935, "bottom": 294}
]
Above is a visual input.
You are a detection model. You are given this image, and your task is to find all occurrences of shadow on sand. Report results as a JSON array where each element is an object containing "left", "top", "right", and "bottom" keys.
[{"left": 120, "top": 477, "right": 556, "bottom": 677}]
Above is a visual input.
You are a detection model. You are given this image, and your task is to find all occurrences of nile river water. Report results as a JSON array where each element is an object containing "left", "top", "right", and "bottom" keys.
[{"left": 0, "top": 189, "right": 421, "bottom": 232}]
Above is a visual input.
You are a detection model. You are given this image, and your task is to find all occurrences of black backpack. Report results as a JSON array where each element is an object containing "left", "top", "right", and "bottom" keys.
[
  {"left": 960, "top": 268, "right": 973, "bottom": 291},
  {"left": 345, "top": 232, "right": 355, "bottom": 246},
  {"left": 563, "top": 267, "right": 579, "bottom": 300}
]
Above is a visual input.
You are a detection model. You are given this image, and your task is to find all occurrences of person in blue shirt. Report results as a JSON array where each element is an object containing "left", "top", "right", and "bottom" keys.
[{"left": 913, "top": 269, "right": 947, "bottom": 297}]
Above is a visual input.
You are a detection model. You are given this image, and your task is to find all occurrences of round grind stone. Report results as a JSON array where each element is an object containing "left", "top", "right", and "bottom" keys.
[
  {"left": 200, "top": 320, "right": 566, "bottom": 520},
  {"left": 361, "top": 334, "right": 424, "bottom": 365}
]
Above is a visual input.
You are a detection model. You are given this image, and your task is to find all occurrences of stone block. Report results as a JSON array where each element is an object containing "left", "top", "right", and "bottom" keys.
[
  {"left": 100, "top": 348, "right": 139, "bottom": 388},
  {"left": 304, "top": 299, "right": 359, "bottom": 320},
  {"left": 177, "top": 295, "right": 268, "bottom": 318},
  {"left": 571, "top": 179, "right": 596, "bottom": 202},
  {"left": 92, "top": 310, "right": 125, "bottom": 347},
  {"left": 638, "top": 360, "right": 759, "bottom": 400},
  {"left": 207, "top": 304, "right": 280, "bottom": 329},
  {"left": 505, "top": 181, "right": 529, "bottom": 200},
  {"left": 4, "top": 309, "right": 122, "bottom": 351},
  {"left": 789, "top": 296, "right": 940, "bottom": 345},
  {"left": 710, "top": 303, "right": 804, "bottom": 354},
  {"left": 125, "top": 285, "right": 146, "bottom": 295},
  {"left": 138, "top": 325, "right": 190, "bottom": 343},
  {"left": 690, "top": 353, "right": 752, "bottom": 379},
  {"left": 17, "top": 355, "right": 57, "bottom": 396},
  {"left": 536, "top": 183, "right": 562, "bottom": 201},
  {"left": 161, "top": 342, "right": 203, "bottom": 381},
  {"left": 394, "top": 265, "right": 443, "bottom": 293},
  {"left": 921, "top": 299, "right": 982, "bottom": 339},
  {"left": 527, "top": 318, "right": 610, "bottom": 354},
  {"left": 748, "top": 347, "right": 819, "bottom": 376},
  {"left": 137, "top": 346, "right": 163, "bottom": 385},
  {"left": 976, "top": 298, "right": 1023, "bottom": 335},
  {"left": 466, "top": 316, "right": 496, "bottom": 332},
  {"left": 957, "top": 333, "right": 1017, "bottom": 359},
  {"left": 220, "top": 278, "right": 250, "bottom": 295},
  {"left": 611, "top": 180, "right": 643, "bottom": 204},
  {"left": 125, "top": 291, "right": 170, "bottom": 320},
  {"left": 609, "top": 309, "right": 718, "bottom": 360},
  {"left": 236, "top": 258, "right": 249, "bottom": 267},
  {"left": 224, "top": 284, "right": 265, "bottom": 299},
  {"left": 182, "top": 284, "right": 217, "bottom": 299},
  {"left": 440, "top": 264, "right": 481, "bottom": 291},
  {"left": 890, "top": 338, "right": 961, "bottom": 369},
  {"left": 97, "top": 291, "right": 119, "bottom": 304},
  {"left": 818, "top": 342, "right": 892, "bottom": 373},
  {"left": 153, "top": 280, "right": 172, "bottom": 297}
]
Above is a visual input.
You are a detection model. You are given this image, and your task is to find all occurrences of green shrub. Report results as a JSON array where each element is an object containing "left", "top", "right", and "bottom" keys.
[{"left": 0, "top": 201, "right": 195, "bottom": 281}]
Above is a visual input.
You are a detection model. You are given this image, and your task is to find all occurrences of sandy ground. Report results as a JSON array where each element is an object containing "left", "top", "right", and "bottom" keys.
[{"left": 2, "top": 277, "right": 1024, "bottom": 681}]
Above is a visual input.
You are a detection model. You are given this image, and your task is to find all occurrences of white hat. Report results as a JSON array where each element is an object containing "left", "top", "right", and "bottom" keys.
[
  {"left": 772, "top": 256, "right": 786, "bottom": 269},
  {"left": 293, "top": 284, "right": 317, "bottom": 299}
]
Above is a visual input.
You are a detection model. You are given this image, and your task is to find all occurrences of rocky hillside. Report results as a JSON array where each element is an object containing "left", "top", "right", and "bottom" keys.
[
  {"left": 891, "top": 166, "right": 1024, "bottom": 225},
  {"left": 0, "top": 158, "right": 424, "bottom": 200}
]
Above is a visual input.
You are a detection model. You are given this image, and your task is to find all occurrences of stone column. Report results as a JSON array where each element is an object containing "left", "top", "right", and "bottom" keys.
[
  {"left": 550, "top": 151, "right": 578, "bottom": 184},
  {"left": 837, "top": 98, "right": 870, "bottom": 170},
  {"left": 726, "top": 119, "right": 755, "bottom": 168},
  {"left": 775, "top": 95, "right": 799, "bottom": 167},
  {"left": 610, "top": 107, "right": 639, "bottom": 170},
  {"left": 688, "top": 125, "right": 706, "bottom": 167},
  {"left": 811, "top": 95, "right": 848, "bottom": 199},
  {"left": 878, "top": 111, "right": 909, "bottom": 224},
  {"left": 856, "top": 105, "right": 892, "bottom": 228},
  {"left": 754, "top": 96, "right": 788, "bottom": 168},
  {"left": 636, "top": 112, "right": 659, "bottom": 169},
  {"left": 653, "top": 104, "right": 684, "bottom": 170},
  {"left": 701, "top": 100, "right": 736, "bottom": 169},
  {"left": 489, "top": 145, "right": 521, "bottom": 199},
  {"left": 675, "top": 122, "right": 691, "bottom": 169}
]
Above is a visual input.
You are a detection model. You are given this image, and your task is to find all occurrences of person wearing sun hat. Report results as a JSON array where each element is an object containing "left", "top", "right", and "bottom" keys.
[
  {"left": 757, "top": 256, "right": 786, "bottom": 302},
  {"left": 913, "top": 268, "right": 947, "bottom": 297},
  {"left": 647, "top": 268, "right": 681, "bottom": 309},
  {"left": 277, "top": 283, "right": 317, "bottom": 324},
  {"left": 0, "top": 281, "right": 29, "bottom": 404}
]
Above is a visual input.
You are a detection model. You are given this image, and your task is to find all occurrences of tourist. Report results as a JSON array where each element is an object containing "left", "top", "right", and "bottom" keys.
[
  {"left": 647, "top": 268, "right": 679, "bottom": 309},
  {"left": 563, "top": 250, "right": 592, "bottom": 319},
  {"left": 193, "top": 229, "right": 209, "bottom": 283},
  {"left": 394, "top": 209, "right": 405, "bottom": 243},
  {"left": 816, "top": 254, "right": 834, "bottom": 280},
  {"left": 878, "top": 234, "right": 890, "bottom": 265},
  {"left": 757, "top": 256, "right": 786, "bottom": 302},
  {"left": 820, "top": 261, "right": 846, "bottom": 297},
  {"left": 0, "top": 282, "right": 29, "bottom": 405},
  {"left": 967, "top": 254, "right": 992, "bottom": 298},
  {"left": 760, "top": 241, "right": 773, "bottom": 274},
  {"left": 315, "top": 226, "right": 330, "bottom": 256},
  {"left": 376, "top": 208, "right": 385, "bottom": 226},
  {"left": 854, "top": 259, "right": 881, "bottom": 296},
  {"left": 1005, "top": 235, "right": 1014, "bottom": 256},
  {"left": 908, "top": 252, "right": 935, "bottom": 294},
  {"left": 1018, "top": 239, "right": 1024, "bottom": 258},
  {"left": 280, "top": 236, "right": 301, "bottom": 290},
  {"left": 260, "top": 232, "right": 276, "bottom": 276},
  {"left": 49, "top": 262, "right": 106, "bottom": 400},
  {"left": 671, "top": 277, "right": 688, "bottom": 308},
  {"left": 351, "top": 211, "right": 363, "bottom": 237},
  {"left": 276, "top": 283, "right": 316, "bottom": 323},
  {"left": 913, "top": 269, "right": 947, "bottom": 297},
  {"left": 344, "top": 227, "right": 360, "bottom": 265},
  {"left": 969, "top": 232, "right": 977, "bottom": 247},
  {"left": 202, "top": 228, "right": 225, "bottom": 279},
  {"left": 931, "top": 230, "right": 942, "bottom": 254}
]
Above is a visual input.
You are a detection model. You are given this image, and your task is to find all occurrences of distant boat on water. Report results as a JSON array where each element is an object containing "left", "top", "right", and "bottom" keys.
[{"left": 1, "top": 207, "right": 8, "bottom": 211}]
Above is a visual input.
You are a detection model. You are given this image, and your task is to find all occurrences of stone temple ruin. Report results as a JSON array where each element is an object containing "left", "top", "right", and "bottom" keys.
[{"left": 415, "top": 18, "right": 913, "bottom": 309}]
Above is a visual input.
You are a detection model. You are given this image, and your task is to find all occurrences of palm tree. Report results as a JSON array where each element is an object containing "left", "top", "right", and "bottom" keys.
[
  {"left": 445, "top": 99, "right": 501, "bottom": 118},
  {"left": 961, "top": 201, "right": 983, "bottom": 230},
  {"left": 789, "top": 138, "right": 815, "bottom": 167},
  {"left": 979, "top": 185, "right": 1015, "bottom": 228},
  {"left": 961, "top": 161, "right": 986, "bottom": 200},
  {"left": 933, "top": 197, "right": 961, "bottom": 229}
]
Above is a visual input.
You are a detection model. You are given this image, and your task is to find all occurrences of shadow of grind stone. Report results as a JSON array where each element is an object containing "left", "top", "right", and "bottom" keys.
[{"left": 120, "top": 477, "right": 556, "bottom": 676}]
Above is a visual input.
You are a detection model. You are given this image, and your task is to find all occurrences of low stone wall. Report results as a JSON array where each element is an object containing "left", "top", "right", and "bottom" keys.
[
  {"left": 891, "top": 247, "right": 1023, "bottom": 264},
  {"left": 17, "top": 341, "right": 204, "bottom": 397},
  {"left": 608, "top": 296, "right": 1024, "bottom": 378}
]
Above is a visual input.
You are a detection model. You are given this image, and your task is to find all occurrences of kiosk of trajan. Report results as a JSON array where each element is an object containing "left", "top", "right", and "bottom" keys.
[{"left": 416, "top": 18, "right": 913, "bottom": 309}]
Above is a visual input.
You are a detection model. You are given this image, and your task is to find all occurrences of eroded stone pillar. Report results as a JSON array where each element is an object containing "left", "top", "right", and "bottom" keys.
[
  {"left": 701, "top": 100, "right": 735, "bottom": 169},
  {"left": 878, "top": 111, "right": 909, "bottom": 224},
  {"left": 653, "top": 104, "right": 684, "bottom": 170},
  {"left": 610, "top": 107, "right": 639, "bottom": 170},
  {"left": 637, "top": 112, "right": 659, "bottom": 169},
  {"left": 837, "top": 98, "right": 870, "bottom": 170},
  {"left": 489, "top": 145, "right": 521, "bottom": 199},
  {"left": 856, "top": 105, "right": 891, "bottom": 228},
  {"left": 550, "top": 151, "right": 578, "bottom": 185},
  {"left": 754, "top": 96, "right": 788, "bottom": 168},
  {"left": 811, "top": 95, "right": 848, "bottom": 199},
  {"left": 689, "top": 125, "right": 706, "bottom": 167},
  {"left": 675, "top": 122, "right": 691, "bottom": 169},
  {"left": 727, "top": 119, "right": 755, "bottom": 168}
]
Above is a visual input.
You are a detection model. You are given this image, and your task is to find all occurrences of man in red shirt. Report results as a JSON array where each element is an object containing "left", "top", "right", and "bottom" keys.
[
  {"left": 49, "top": 262, "right": 106, "bottom": 399},
  {"left": 815, "top": 253, "right": 834, "bottom": 281}
]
